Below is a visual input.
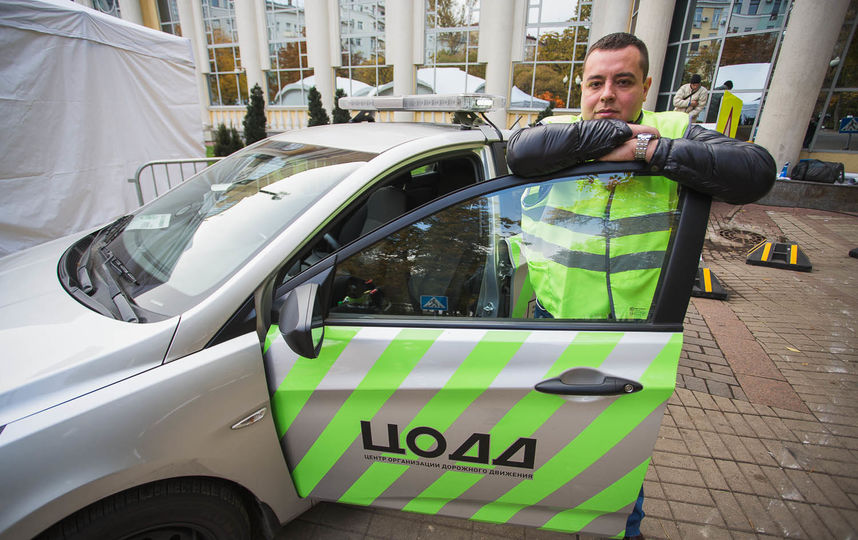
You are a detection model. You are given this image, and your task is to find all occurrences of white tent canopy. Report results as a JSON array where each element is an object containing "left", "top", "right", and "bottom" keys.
[
  {"left": 273, "top": 76, "right": 371, "bottom": 106},
  {"left": 277, "top": 67, "right": 550, "bottom": 109},
  {"left": 0, "top": 0, "right": 204, "bottom": 256}
]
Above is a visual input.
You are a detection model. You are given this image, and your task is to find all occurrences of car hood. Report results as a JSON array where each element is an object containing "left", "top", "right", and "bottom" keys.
[{"left": 0, "top": 237, "right": 179, "bottom": 426}]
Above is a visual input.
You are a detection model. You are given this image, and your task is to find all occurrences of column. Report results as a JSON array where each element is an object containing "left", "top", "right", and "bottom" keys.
[
  {"left": 478, "top": 0, "right": 524, "bottom": 127},
  {"left": 176, "top": 0, "right": 212, "bottom": 129},
  {"left": 634, "top": 0, "right": 675, "bottom": 111},
  {"left": 140, "top": 0, "right": 160, "bottom": 30},
  {"left": 386, "top": 0, "right": 417, "bottom": 121},
  {"left": 755, "top": 0, "right": 850, "bottom": 170},
  {"left": 588, "top": 0, "right": 633, "bottom": 46},
  {"left": 117, "top": 0, "right": 144, "bottom": 25},
  {"left": 235, "top": 0, "right": 266, "bottom": 99},
  {"left": 304, "top": 0, "right": 337, "bottom": 115}
]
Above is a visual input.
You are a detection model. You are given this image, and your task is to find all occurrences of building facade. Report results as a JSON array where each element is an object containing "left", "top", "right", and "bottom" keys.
[{"left": 78, "top": 0, "right": 857, "bottom": 171}]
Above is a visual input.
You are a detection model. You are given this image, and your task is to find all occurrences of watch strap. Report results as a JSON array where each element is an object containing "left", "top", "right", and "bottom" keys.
[{"left": 635, "top": 134, "right": 653, "bottom": 161}]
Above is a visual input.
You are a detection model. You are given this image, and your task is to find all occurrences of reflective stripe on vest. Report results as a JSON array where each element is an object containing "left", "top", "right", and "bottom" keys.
[
  {"left": 505, "top": 235, "right": 536, "bottom": 318},
  {"left": 521, "top": 111, "right": 689, "bottom": 320}
]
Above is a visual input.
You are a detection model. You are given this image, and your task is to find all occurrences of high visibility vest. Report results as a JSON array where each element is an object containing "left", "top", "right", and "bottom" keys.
[{"left": 516, "top": 110, "right": 690, "bottom": 320}]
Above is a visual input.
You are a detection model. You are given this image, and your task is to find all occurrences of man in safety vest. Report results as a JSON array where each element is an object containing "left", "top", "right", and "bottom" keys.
[{"left": 506, "top": 32, "right": 775, "bottom": 539}]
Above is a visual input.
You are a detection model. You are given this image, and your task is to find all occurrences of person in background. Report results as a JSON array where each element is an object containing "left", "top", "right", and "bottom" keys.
[
  {"left": 506, "top": 32, "right": 775, "bottom": 539},
  {"left": 673, "top": 73, "right": 709, "bottom": 122},
  {"left": 707, "top": 80, "right": 734, "bottom": 123}
]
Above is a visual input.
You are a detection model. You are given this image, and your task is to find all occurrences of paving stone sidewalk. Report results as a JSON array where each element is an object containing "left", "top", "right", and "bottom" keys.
[{"left": 277, "top": 203, "right": 858, "bottom": 540}]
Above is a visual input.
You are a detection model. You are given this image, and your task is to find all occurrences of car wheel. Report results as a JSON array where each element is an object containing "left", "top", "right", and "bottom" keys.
[{"left": 38, "top": 478, "right": 251, "bottom": 540}]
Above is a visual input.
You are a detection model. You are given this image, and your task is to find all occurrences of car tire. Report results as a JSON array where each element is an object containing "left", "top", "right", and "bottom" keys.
[{"left": 38, "top": 478, "right": 252, "bottom": 540}]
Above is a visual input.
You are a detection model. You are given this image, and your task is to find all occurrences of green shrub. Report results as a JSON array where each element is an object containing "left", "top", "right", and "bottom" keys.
[
  {"left": 332, "top": 88, "right": 351, "bottom": 124},
  {"left": 213, "top": 123, "right": 245, "bottom": 156},
  {"left": 307, "top": 86, "right": 330, "bottom": 127},
  {"left": 532, "top": 102, "right": 554, "bottom": 126},
  {"left": 243, "top": 83, "right": 267, "bottom": 144}
]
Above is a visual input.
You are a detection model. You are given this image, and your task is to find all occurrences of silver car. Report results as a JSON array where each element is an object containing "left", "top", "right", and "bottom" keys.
[{"left": 0, "top": 96, "right": 709, "bottom": 539}]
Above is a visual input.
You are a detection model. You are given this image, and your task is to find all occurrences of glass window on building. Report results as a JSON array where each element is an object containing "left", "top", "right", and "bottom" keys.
[
  {"left": 337, "top": 0, "right": 391, "bottom": 97},
  {"left": 659, "top": 0, "right": 791, "bottom": 141},
  {"left": 91, "top": 0, "right": 121, "bottom": 18},
  {"left": 266, "top": 0, "right": 314, "bottom": 106},
  {"left": 421, "top": 0, "right": 484, "bottom": 95},
  {"left": 202, "top": 0, "right": 249, "bottom": 106},
  {"left": 157, "top": 0, "right": 181, "bottom": 35},
  {"left": 512, "top": 0, "right": 591, "bottom": 111},
  {"left": 806, "top": 0, "right": 858, "bottom": 151},
  {"left": 728, "top": 0, "right": 787, "bottom": 33}
]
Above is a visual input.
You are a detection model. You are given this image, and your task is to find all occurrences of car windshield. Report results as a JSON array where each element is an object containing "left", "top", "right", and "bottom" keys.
[{"left": 105, "top": 140, "right": 376, "bottom": 317}]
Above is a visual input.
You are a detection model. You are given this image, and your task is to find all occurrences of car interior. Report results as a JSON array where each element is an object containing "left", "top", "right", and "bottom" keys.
[{"left": 280, "top": 152, "right": 484, "bottom": 283}]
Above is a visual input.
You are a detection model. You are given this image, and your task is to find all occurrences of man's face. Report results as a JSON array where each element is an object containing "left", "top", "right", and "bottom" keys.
[
  {"left": 580, "top": 46, "right": 651, "bottom": 121},
  {"left": 690, "top": 82, "right": 701, "bottom": 91}
]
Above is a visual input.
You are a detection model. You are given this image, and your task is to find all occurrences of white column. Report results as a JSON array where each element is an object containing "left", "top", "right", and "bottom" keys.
[
  {"left": 634, "top": 0, "right": 675, "bottom": 111},
  {"left": 256, "top": 0, "right": 271, "bottom": 72},
  {"left": 386, "top": 0, "right": 417, "bottom": 121},
  {"left": 755, "top": 0, "right": 850, "bottom": 171},
  {"left": 177, "top": 0, "right": 212, "bottom": 130},
  {"left": 478, "top": 0, "right": 524, "bottom": 127},
  {"left": 304, "top": 0, "right": 337, "bottom": 115},
  {"left": 117, "top": 0, "right": 144, "bottom": 25},
  {"left": 235, "top": 0, "right": 265, "bottom": 99},
  {"left": 588, "top": 0, "right": 633, "bottom": 46}
]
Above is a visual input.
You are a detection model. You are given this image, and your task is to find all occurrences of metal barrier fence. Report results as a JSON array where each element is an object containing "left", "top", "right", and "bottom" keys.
[{"left": 129, "top": 157, "right": 223, "bottom": 206}]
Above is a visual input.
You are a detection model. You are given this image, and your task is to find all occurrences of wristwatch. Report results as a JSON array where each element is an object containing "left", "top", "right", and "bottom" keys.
[{"left": 635, "top": 133, "right": 654, "bottom": 161}]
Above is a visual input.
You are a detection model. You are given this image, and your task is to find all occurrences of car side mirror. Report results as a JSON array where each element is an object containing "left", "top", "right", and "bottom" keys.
[{"left": 279, "top": 281, "right": 325, "bottom": 358}]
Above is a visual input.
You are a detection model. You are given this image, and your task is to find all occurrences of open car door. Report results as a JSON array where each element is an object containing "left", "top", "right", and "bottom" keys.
[{"left": 264, "top": 162, "right": 710, "bottom": 537}]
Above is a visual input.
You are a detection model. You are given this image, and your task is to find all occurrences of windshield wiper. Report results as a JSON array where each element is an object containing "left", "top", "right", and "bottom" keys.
[
  {"left": 100, "top": 258, "right": 139, "bottom": 323},
  {"left": 99, "top": 247, "right": 139, "bottom": 285},
  {"left": 102, "top": 214, "right": 134, "bottom": 245},
  {"left": 76, "top": 215, "right": 134, "bottom": 294}
]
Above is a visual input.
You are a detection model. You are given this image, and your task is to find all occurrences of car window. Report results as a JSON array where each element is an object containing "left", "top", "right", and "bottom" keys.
[
  {"left": 328, "top": 171, "right": 680, "bottom": 322},
  {"left": 279, "top": 153, "right": 484, "bottom": 284}
]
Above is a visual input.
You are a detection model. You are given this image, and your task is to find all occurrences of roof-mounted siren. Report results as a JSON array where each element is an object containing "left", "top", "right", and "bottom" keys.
[
  {"left": 338, "top": 93, "right": 505, "bottom": 113},
  {"left": 339, "top": 94, "right": 506, "bottom": 131}
]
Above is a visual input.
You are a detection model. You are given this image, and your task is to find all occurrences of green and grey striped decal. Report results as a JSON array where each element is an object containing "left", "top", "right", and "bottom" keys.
[{"left": 264, "top": 326, "right": 681, "bottom": 537}]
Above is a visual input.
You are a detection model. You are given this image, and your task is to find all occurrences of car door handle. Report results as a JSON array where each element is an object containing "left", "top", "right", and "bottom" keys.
[{"left": 535, "top": 375, "right": 642, "bottom": 396}]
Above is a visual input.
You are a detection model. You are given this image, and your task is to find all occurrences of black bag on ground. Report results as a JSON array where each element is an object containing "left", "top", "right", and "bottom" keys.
[{"left": 790, "top": 159, "right": 845, "bottom": 184}]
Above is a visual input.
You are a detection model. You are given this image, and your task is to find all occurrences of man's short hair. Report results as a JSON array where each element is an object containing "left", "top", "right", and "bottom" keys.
[{"left": 585, "top": 32, "right": 649, "bottom": 78}]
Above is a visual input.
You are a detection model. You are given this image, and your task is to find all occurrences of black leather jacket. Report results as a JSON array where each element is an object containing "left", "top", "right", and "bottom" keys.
[{"left": 506, "top": 118, "right": 776, "bottom": 204}]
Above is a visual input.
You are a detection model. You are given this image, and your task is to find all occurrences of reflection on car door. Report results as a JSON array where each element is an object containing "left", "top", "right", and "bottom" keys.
[{"left": 263, "top": 164, "right": 710, "bottom": 537}]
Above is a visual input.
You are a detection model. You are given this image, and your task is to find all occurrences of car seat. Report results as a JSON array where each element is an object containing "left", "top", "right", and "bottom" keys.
[{"left": 337, "top": 185, "right": 407, "bottom": 246}]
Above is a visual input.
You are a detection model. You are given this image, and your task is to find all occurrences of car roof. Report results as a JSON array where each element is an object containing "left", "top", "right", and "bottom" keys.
[{"left": 269, "top": 122, "right": 475, "bottom": 154}]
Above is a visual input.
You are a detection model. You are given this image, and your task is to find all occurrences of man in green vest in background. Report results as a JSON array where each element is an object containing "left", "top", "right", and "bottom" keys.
[{"left": 506, "top": 32, "right": 776, "bottom": 539}]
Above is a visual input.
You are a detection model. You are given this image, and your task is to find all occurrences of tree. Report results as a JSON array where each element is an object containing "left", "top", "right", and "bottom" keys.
[
  {"left": 532, "top": 102, "right": 554, "bottom": 125},
  {"left": 332, "top": 88, "right": 351, "bottom": 124},
  {"left": 228, "top": 127, "right": 244, "bottom": 154},
  {"left": 307, "top": 86, "right": 330, "bottom": 126},
  {"left": 208, "top": 29, "right": 248, "bottom": 105},
  {"left": 243, "top": 84, "right": 267, "bottom": 145},
  {"left": 213, "top": 123, "right": 244, "bottom": 156},
  {"left": 513, "top": 25, "right": 587, "bottom": 108},
  {"left": 683, "top": 43, "right": 719, "bottom": 88}
]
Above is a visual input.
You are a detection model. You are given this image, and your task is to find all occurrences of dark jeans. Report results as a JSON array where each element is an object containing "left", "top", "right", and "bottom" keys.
[{"left": 625, "top": 487, "right": 645, "bottom": 537}]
